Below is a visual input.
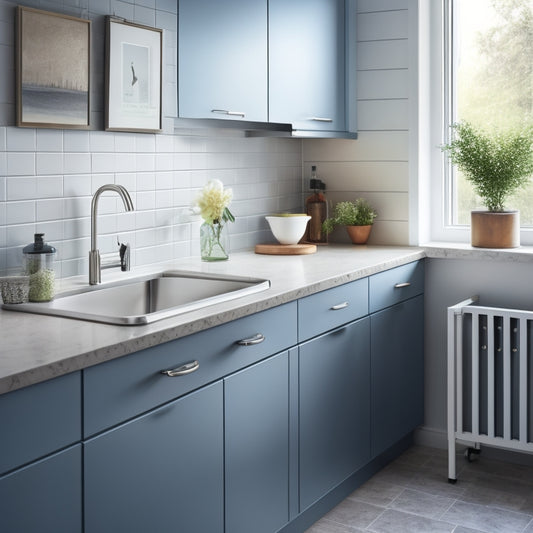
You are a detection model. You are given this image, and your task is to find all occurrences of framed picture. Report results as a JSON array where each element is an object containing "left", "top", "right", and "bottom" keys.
[
  {"left": 16, "top": 6, "right": 91, "bottom": 129},
  {"left": 106, "top": 17, "right": 162, "bottom": 133}
]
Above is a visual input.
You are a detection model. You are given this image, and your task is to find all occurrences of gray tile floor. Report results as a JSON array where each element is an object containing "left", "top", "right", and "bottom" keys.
[{"left": 305, "top": 445, "right": 533, "bottom": 533}]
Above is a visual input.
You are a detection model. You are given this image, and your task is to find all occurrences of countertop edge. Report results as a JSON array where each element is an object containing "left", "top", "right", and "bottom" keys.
[{"left": 0, "top": 247, "right": 425, "bottom": 395}]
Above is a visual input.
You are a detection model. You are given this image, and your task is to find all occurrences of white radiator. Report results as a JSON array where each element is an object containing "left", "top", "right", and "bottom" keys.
[{"left": 447, "top": 298, "right": 533, "bottom": 482}]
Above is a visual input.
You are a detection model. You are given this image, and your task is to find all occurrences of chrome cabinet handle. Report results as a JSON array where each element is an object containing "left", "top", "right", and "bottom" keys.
[
  {"left": 394, "top": 282, "right": 411, "bottom": 288},
  {"left": 236, "top": 333, "right": 265, "bottom": 346},
  {"left": 330, "top": 302, "right": 349, "bottom": 310},
  {"left": 310, "top": 117, "right": 333, "bottom": 122},
  {"left": 161, "top": 360, "right": 199, "bottom": 377},
  {"left": 211, "top": 109, "right": 246, "bottom": 118}
]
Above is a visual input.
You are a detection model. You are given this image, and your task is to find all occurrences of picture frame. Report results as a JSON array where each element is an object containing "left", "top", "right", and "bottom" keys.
[
  {"left": 16, "top": 6, "right": 91, "bottom": 129},
  {"left": 106, "top": 17, "right": 163, "bottom": 133}
]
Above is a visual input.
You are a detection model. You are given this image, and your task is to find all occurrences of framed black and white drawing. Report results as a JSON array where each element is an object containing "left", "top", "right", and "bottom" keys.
[
  {"left": 106, "top": 17, "right": 162, "bottom": 133},
  {"left": 16, "top": 6, "right": 91, "bottom": 129}
]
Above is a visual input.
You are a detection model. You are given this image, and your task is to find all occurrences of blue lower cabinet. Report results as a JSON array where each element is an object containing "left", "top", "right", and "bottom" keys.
[
  {"left": 299, "top": 318, "right": 371, "bottom": 511},
  {"left": 84, "top": 382, "right": 224, "bottom": 533},
  {"left": 371, "top": 295, "right": 424, "bottom": 457},
  {"left": 224, "top": 351, "right": 291, "bottom": 533},
  {"left": 0, "top": 444, "right": 82, "bottom": 533}
]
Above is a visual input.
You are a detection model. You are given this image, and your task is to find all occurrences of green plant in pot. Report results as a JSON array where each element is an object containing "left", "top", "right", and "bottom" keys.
[
  {"left": 323, "top": 198, "right": 377, "bottom": 244},
  {"left": 441, "top": 122, "right": 533, "bottom": 248}
]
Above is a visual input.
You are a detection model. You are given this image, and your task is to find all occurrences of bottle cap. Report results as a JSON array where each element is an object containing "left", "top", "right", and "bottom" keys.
[{"left": 23, "top": 233, "right": 56, "bottom": 255}]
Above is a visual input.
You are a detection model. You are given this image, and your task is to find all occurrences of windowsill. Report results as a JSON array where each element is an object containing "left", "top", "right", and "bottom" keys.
[{"left": 422, "top": 242, "right": 533, "bottom": 264}]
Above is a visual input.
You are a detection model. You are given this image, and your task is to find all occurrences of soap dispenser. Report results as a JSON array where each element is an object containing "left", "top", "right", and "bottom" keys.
[{"left": 23, "top": 233, "right": 56, "bottom": 302}]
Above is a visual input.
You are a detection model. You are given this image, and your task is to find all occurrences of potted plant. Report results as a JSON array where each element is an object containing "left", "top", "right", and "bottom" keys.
[
  {"left": 323, "top": 198, "right": 377, "bottom": 244},
  {"left": 441, "top": 122, "right": 533, "bottom": 248}
]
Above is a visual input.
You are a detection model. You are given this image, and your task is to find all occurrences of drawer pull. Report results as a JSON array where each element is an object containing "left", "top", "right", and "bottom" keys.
[
  {"left": 236, "top": 333, "right": 265, "bottom": 346},
  {"left": 161, "top": 360, "right": 200, "bottom": 377},
  {"left": 310, "top": 117, "right": 333, "bottom": 122},
  {"left": 211, "top": 109, "right": 246, "bottom": 118},
  {"left": 394, "top": 282, "right": 411, "bottom": 289},
  {"left": 330, "top": 302, "right": 349, "bottom": 310}
]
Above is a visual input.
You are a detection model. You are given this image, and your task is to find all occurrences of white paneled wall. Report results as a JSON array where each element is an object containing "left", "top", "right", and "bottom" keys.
[
  {"left": 0, "top": 0, "right": 302, "bottom": 278},
  {"left": 303, "top": 0, "right": 411, "bottom": 245}
]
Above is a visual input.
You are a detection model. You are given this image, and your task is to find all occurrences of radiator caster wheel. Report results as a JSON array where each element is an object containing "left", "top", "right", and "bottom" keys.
[
  {"left": 448, "top": 478, "right": 457, "bottom": 484},
  {"left": 465, "top": 447, "right": 481, "bottom": 462}
]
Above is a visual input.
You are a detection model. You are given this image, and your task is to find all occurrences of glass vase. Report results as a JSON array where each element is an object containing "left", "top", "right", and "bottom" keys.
[{"left": 200, "top": 221, "right": 229, "bottom": 261}]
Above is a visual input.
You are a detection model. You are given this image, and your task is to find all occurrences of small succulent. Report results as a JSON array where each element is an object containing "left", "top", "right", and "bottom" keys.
[{"left": 323, "top": 199, "right": 377, "bottom": 234}]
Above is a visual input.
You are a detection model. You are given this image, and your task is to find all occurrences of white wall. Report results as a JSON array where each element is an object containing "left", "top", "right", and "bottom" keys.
[
  {"left": 0, "top": 0, "right": 302, "bottom": 278},
  {"left": 303, "top": 0, "right": 411, "bottom": 245},
  {"left": 423, "top": 257, "right": 533, "bottom": 448}
]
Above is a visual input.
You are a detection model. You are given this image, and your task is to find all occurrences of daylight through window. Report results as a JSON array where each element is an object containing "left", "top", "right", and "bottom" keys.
[{"left": 447, "top": 0, "right": 533, "bottom": 225}]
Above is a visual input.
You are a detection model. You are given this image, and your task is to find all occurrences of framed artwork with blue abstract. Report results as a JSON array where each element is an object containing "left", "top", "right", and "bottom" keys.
[{"left": 16, "top": 6, "right": 91, "bottom": 129}]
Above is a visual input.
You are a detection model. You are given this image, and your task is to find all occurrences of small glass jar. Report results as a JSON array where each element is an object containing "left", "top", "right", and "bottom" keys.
[{"left": 23, "top": 233, "right": 57, "bottom": 302}]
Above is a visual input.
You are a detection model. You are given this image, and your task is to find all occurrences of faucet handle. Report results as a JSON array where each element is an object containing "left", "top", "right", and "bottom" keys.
[{"left": 118, "top": 241, "right": 130, "bottom": 272}]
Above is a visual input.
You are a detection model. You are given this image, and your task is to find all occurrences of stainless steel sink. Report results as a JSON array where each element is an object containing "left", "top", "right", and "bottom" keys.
[{"left": 2, "top": 270, "right": 270, "bottom": 325}]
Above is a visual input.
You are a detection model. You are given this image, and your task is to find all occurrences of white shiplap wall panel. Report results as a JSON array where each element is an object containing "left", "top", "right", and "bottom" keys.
[
  {"left": 358, "top": 100, "right": 409, "bottom": 131},
  {"left": 304, "top": 131, "right": 409, "bottom": 161},
  {"left": 303, "top": 1, "right": 411, "bottom": 245},
  {"left": 358, "top": 70, "right": 409, "bottom": 99},
  {"left": 326, "top": 220, "right": 409, "bottom": 246},
  {"left": 357, "top": 11, "right": 408, "bottom": 41},
  {"left": 307, "top": 162, "right": 408, "bottom": 192},
  {"left": 326, "top": 191, "right": 408, "bottom": 221},
  {"left": 357, "top": 0, "right": 408, "bottom": 12},
  {"left": 357, "top": 40, "right": 409, "bottom": 70}
]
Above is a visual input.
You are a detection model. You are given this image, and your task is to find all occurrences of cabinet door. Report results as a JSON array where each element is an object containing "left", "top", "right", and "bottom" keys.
[
  {"left": 225, "top": 351, "right": 290, "bottom": 533},
  {"left": 84, "top": 382, "right": 223, "bottom": 533},
  {"left": 371, "top": 295, "right": 424, "bottom": 458},
  {"left": 299, "top": 318, "right": 370, "bottom": 510},
  {"left": 178, "top": 0, "right": 267, "bottom": 122},
  {"left": 0, "top": 445, "right": 82, "bottom": 533},
  {"left": 269, "top": 0, "right": 346, "bottom": 132}
]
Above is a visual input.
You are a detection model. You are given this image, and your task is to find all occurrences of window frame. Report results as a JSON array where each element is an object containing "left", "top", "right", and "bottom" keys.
[{"left": 428, "top": 0, "right": 533, "bottom": 246}]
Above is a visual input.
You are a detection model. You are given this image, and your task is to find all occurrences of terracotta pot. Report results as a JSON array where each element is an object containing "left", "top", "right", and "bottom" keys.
[
  {"left": 345, "top": 225, "right": 372, "bottom": 245},
  {"left": 471, "top": 210, "right": 519, "bottom": 248}
]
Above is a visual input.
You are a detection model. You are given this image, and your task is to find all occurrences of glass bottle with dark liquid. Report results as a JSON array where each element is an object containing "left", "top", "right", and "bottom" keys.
[{"left": 305, "top": 166, "right": 328, "bottom": 244}]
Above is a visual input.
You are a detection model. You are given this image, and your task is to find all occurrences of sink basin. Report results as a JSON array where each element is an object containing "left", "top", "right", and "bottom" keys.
[{"left": 2, "top": 270, "right": 270, "bottom": 325}]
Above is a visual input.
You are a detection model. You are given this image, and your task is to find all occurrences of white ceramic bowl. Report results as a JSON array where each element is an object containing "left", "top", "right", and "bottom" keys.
[{"left": 265, "top": 214, "right": 311, "bottom": 245}]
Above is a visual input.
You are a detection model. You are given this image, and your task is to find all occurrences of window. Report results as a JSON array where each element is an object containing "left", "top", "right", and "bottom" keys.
[{"left": 439, "top": 0, "right": 533, "bottom": 232}]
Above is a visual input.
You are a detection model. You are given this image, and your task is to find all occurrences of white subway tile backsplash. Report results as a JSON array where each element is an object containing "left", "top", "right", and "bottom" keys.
[
  {"left": 7, "top": 153, "right": 35, "bottom": 176},
  {"left": 89, "top": 131, "right": 114, "bottom": 152},
  {"left": 7, "top": 177, "right": 36, "bottom": 200},
  {"left": 136, "top": 172, "right": 156, "bottom": 191},
  {"left": 136, "top": 153, "right": 156, "bottom": 172},
  {"left": 0, "top": 127, "right": 6, "bottom": 150},
  {"left": 135, "top": 210, "right": 156, "bottom": 230},
  {"left": 36, "top": 176, "right": 63, "bottom": 199},
  {"left": 114, "top": 132, "right": 136, "bottom": 153},
  {"left": 64, "top": 153, "right": 91, "bottom": 175},
  {"left": 63, "top": 218, "right": 90, "bottom": 240},
  {"left": 135, "top": 134, "right": 156, "bottom": 153},
  {"left": 6, "top": 127, "right": 36, "bottom": 152},
  {"left": 36, "top": 199, "right": 64, "bottom": 222},
  {"left": 64, "top": 131, "right": 90, "bottom": 152},
  {"left": 36, "top": 130, "right": 63, "bottom": 152},
  {"left": 64, "top": 174, "right": 92, "bottom": 197},
  {"left": 1, "top": 127, "right": 303, "bottom": 277},
  {"left": 136, "top": 191, "right": 156, "bottom": 211},
  {"left": 6, "top": 201, "right": 34, "bottom": 224},
  {"left": 92, "top": 153, "right": 116, "bottom": 173},
  {"left": 36, "top": 153, "right": 64, "bottom": 175}
]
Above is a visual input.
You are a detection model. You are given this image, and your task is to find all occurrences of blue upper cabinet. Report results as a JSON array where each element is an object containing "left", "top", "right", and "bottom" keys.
[
  {"left": 269, "top": 0, "right": 356, "bottom": 137},
  {"left": 178, "top": 0, "right": 268, "bottom": 122}
]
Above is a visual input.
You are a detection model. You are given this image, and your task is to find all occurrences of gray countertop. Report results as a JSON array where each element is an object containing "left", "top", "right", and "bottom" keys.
[{"left": 0, "top": 245, "right": 425, "bottom": 395}]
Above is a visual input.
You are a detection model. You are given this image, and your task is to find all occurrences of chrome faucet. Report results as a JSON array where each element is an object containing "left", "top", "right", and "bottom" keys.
[{"left": 89, "top": 184, "right": 134, "bottom": 285}]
